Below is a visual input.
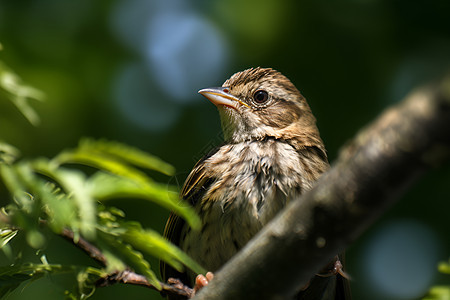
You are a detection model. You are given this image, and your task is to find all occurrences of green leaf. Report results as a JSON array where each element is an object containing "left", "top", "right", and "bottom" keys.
[
  {"left": 0, "top": 229, "right": 18, "bottom": 248},
  {"left": 0, "top": 164, "right": 28, "bottom": 205},
  {"left": 32, "top": 159, "right": 96, "bottom": 240},
  {"left": 422, "top": 285, "right": 450, "bottom": 300},
  {"left": 123, "top": 227, "right": 206, "bottom": 276},
  {"left": 0, "top": 229, "right": 18, "bottom": 259},
  {"left": 38, "top": 183, "right": 78, "bottom": 234},
  {"left": 96, "top": 208, "right": 204, "bottom": 285},
  {"left": 88, "top": 172, "right": 200, "bottom": 230},
  {"left": 78, "top": 139, "right": 175, "bottom": 176},
  {"left": 75, "top": 267, "right": 105, "bottom": 299},
  {"left": 54, "top": 150, "right": 153, "bottom": 186},
  {"left": 26, "top": 229, "right": 45, "bottom": 249},
  {"left": 5, "top": 164, "right": 45, "bottom": 242},
  {"left": 0, "top": 142, "right": 20, "bottom": 165},
  {"left": 97, "top": 229, "right": 161, "bottom": 290},
  {"left": 54, "top": 139, "right": 175, "bottom": 180},
  {"left": 439, "top": 261, "right": 450, "bottom": 275},
  {"left": 0, "top": 61, "right": 44, "bottom": 126},
  {"left": 0, "top": 137, "right": 205, "bottom": 298},
  {"left": 0, "top": 263, "right": 75, "bottom": 298}
]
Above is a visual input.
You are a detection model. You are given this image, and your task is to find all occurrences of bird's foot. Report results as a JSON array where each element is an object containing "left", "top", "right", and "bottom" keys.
[
  {"left": 194, "top": 272, "right": 214, "bottom": 293},
  {"left": 165, "top": 272, "right": 214, "bottom": 299},
  {"left": 316, "top": 256, "right": 351, "bottom": 279}
]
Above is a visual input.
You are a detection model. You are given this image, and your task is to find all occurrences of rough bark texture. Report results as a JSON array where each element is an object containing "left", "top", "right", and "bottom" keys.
[{"left": 193, "top": 76, "right": 450, "bottom": 299}]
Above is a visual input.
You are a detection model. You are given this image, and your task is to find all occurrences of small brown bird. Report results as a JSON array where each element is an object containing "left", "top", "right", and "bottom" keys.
[{"left": 161, "top": 67, "right": 349, "bottom": 299}]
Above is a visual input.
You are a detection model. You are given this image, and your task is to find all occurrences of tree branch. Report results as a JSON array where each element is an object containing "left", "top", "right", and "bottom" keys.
[
  {"left": 96, "top": 270, "right": 192, "bottom": 298},
  {"left": 193, "top": 76, "right": 450, "bottom": 299},
  {"left": 59, "top": 227, "right": 108, "bottom": 267},
  {"left": 58, "top": 226, "right": 192, "bottom": 298}
]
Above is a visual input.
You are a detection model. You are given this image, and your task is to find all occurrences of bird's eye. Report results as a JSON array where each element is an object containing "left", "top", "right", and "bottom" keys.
[{"left": 253, "top": 90, "right": 269, "bottom": 104}]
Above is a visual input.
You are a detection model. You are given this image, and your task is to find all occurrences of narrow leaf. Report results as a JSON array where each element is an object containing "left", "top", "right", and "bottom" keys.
[
  {"left": 78, "top": 139, "right": 175, "bottom": 176},
  {"left": 54, "top": 150, "right": 152, "bottom": 186},
  {"left": 88, "top": 172, "right": 200, "bottom": 229},
  {"left": 0, "top": 229, "right": 18, "bottom": 248},
  {"left": 32, "top": 159, "right": 96, "bottom": 240},
  {"left": 0, "top": 142, "right": 20, "bottom": 165},
  {"left": 97, "top": 230, "right": 161, "bottom": 290},
  {"left": 124, "top": 228, "right": 206, "bottom": 276},
  {"left": 0, "top": 263, "right": 75, "bottom": 298},
  {"left": 0, "top": 61, "right": 44, "bottom": 126}
]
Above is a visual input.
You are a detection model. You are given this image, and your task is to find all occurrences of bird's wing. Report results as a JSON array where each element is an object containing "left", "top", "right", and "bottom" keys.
[
  {"left": 160, "top": 212, "right": 188, "bottom": 284},
  {"left": 160, "top": 148, "right": 218, "bottom": 284},
  {"left": 180, "top": 158, "right": 209, "bottom": 204}
]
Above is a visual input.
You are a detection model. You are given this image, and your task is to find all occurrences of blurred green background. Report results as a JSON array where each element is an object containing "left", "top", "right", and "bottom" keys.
[{"left": 1, "top": 0, "right": 450, "bottom": 299}]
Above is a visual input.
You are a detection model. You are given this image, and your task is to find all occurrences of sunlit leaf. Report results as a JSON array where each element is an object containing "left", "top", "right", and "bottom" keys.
[
  {"left": 38, "top": 183, "right": 78, "bottom": 234},
  {"left": 422, "top": 285, "right": 450, "bottom": 300},
  {"left": 0, "top": 138, "right": 205, "bottom": 298},
  {"left": 0, "top": 229, "right": 17, "bottom": 259},
  {"left": 88, "top": 172, "right": 200, "bottom": 229},
  {"left": 0, "top": 228, "right": 17, "bottom": 245},
  {"left": 75, "top": 267, "right": 105, "bottom": 299},
  {"left": 97, "top": 230, "right": 161, "bottom": 290},
  {"left": 6, "top": 164, "right": 45, "bottom": 243},
  {"left": 54, "top": 150, "right": 153, "bottom": 186},
  {"left": 439, "top": 261, "right": 450, "bottom": 275},
  {"left": 0, "top": 142, "right": 20, "bottom": 165},
  {"left": 123, "top": 227, "right": 206, "bottom": 276},
  {"left": 0, "top": 61, "right": 44, "bottom": 126},
  {"left": 78, "top": 139, "right": 175, "bottom": 176},
  {"left": 0, "top": 164, "right": 27, "bottom": 203},
  {"left": 0, "top": 229, "right": 18, "bottom": 248},
  {"left": 53, "top": 139, "right": 175, "bottom": 186},
  {"left": 32, "top": 159, "right": 96, "bottom": 240},
  {"left": 26, "top": 229, "right": 45, "bottom": 249}
]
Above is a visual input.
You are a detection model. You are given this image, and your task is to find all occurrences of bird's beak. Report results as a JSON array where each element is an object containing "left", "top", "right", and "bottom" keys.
[{"left": 198, "top": 87, "right": 248, "bottom": 109}]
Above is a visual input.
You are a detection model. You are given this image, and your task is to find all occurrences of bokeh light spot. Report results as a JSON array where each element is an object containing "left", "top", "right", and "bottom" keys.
[
  {"left": 111, "top": 0, "right": 229, "bottom": 104},
  {"left": 146, "top": 11, "right": 228, "bottom": 102},
  {"left": 361, "top": 220, "right": 441, "bottom": 299},
  {"left": 112, "top": 63, "right": 180, "bottom": 132}
]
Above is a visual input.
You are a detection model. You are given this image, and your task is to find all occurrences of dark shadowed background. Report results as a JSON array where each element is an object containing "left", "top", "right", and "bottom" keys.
[{"left": 1, "top": 0, "right": 450, "bottom": 299}]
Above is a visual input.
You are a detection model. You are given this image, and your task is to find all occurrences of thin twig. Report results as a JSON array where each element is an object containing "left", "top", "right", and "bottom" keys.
[
  {"left": 57, "top": 225, "right": 191, "bottom": 298},
  {"left": 96, "top": 270, "right": 193, "bottom": 298},
  {"left": 59, "top": 227, "right": 108, "bottom": 267}
]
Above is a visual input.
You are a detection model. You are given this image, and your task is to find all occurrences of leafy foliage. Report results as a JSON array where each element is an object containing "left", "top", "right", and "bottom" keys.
[
  {"left": 0, "top": 262, "right": 77, "bottom": 298},
  {"left": 0, "top": 56, "right": 204, "bottom": 299},
  {"left": 0, "top": 138, "right": 205, "bottom": 298},
  {"left": 0, "top": 54, "right": 44, "bottom": 125}
]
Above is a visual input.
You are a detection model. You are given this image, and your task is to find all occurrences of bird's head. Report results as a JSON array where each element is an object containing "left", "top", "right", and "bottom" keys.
[{"left": 199, "top": 67, "right": 324, "bottom": 151}]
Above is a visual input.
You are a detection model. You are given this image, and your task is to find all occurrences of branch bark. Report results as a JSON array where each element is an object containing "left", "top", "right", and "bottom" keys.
[
  {"left": 59, "top": 227, "right": 108, "bottom": 267},
  {"left": 57, "top": 226, "right": 191, "bottom": 298},
  {"left": 193, "top": 76, "right": 450, "bottom": 299},
  {"left": 96, "top": 270, "right": 192, "bottom": 298}
]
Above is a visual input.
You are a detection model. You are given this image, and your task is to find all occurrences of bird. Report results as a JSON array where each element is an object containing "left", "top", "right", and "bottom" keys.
[{"left": 161, "top": 67, "right": 349, "bottom": 299}]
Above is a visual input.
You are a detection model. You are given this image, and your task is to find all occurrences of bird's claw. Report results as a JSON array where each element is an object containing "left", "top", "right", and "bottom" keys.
[
  {"left": 194, "top": 272, "right": 215, "bottom": 293},
  {"left": 316, "top": 256, "right": 351, "bottom": 280}
]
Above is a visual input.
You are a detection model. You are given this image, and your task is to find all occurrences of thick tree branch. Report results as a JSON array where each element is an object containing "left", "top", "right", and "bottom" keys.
[{"left": 193, "top": 76, "right": 450, "bottom": 299}]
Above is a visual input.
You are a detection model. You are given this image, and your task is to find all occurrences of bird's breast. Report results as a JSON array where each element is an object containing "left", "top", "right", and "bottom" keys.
[
  {"left": 181, "top": 139, "right": 309, "bottom": 275},
  {"left": 203, "top": 139, "right": 305, "bottom": 223}
]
